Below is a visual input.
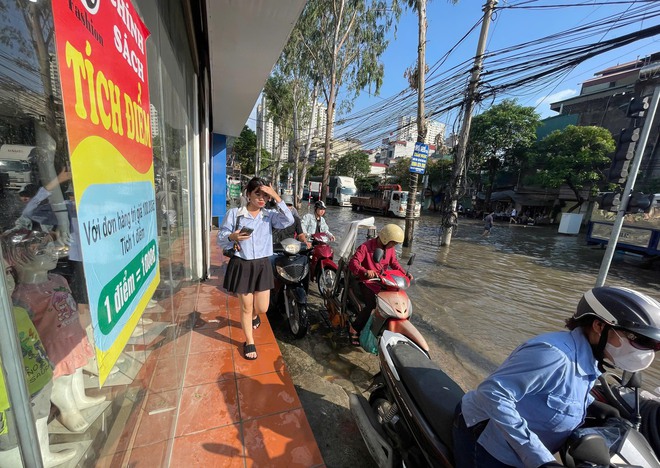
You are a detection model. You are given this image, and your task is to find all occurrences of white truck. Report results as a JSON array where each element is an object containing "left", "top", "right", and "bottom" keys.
[
  {"left": 328, "top": 175, "right": 357, "bottom": 206},
  {"left": 0, "top": 145, "right": 34, "bottom": 191},
  {"left": 350, "top": 184, "right": 422, "bottom": 218}
]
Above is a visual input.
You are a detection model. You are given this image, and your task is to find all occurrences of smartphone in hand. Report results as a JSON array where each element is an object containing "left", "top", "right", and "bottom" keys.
[{"left": 239, "top": 227, "right": 254, "bottom": 236}]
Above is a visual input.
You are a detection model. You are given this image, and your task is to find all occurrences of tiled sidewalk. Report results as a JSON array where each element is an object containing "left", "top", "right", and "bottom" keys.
[{"left": 95, "top": 241, "right": 325, "bottom": 467}]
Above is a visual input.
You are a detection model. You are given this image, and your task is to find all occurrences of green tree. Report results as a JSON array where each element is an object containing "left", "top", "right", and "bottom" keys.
[
  {"left": 467, "top": 99, "right": 540, "bottom": 207},
  {"left": 531, "top": 125, "right": 615, "bottom": 212},
  {"left": 356, "top": 174, "right": 381, "bottom": 193},
  {"left": 308, "top": 157, "right": 336, "bottom": 177},
  {"left": 386, "top": 158, "right": 412, "bottom": 190},
  {"left": 335, "top": 151, "right": 371, "bottom": 179},
  {"left": 232, "top": 126, "right": 257, "bottom": 176},
  {"left": 296, "top": 0, "right": 400, "bottom": 202},
  {"left": 263, "top": 74, "right": 294, "bottom": 186}
]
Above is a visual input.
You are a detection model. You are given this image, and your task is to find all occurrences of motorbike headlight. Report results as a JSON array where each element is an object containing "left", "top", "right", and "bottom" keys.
[
  {"left": 381, "top": 276, "right": 398, "bottom": 288},
  {"left": 281, "top": 238, "right": 301, "bottom": 254},
  {"left": 276, "top": 263, "right": 308, "bottom": 282}
]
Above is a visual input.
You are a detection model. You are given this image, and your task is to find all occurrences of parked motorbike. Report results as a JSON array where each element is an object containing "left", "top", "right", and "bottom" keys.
[
  {"left": 350, "top": 331, "right": 660, "bottom": 468},
  {"left": 309, "top": 232, "right": 337, "bottom": 297},
  {"left": 324, "top": 217, "right": 428, "bottom": 352},
  {"left": 270, "top": 238, "right": 310, "bottom": 339}
]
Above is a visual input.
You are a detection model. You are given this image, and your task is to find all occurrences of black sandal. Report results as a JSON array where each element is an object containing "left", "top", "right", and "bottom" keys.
[
  {"left": 243, "top": 342, "right": 257, "bottom": 360},
  {"left": 252, "top": 315, "right": 261, "bottom": 330}
]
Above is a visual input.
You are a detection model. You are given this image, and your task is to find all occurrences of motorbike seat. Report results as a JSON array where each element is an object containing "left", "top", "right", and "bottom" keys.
[{"left": 390, "top": 342, "right": 465, "bottom": 449}]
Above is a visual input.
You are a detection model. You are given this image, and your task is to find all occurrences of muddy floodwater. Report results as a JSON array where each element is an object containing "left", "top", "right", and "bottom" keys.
[{"left": 319, "top": 205, "right": 660, "bottom": 393}]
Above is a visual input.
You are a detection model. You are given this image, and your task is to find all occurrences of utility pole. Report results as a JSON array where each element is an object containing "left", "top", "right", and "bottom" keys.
[
  {"left": 403, "top": 0, "right": 428, "bottom": 248},
  {"left": 441, "top": 0, "right": 497, "bottom": 247}
]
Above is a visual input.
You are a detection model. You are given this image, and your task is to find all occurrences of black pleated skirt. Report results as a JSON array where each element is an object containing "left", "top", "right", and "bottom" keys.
[{"left": 223, "top": 256, "right": 274, "bottom": 294}]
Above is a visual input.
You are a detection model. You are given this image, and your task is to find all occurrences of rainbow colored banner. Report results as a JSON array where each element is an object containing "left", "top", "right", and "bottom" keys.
[{"left": 53, "top": 0, "right": 159, "bottom": 386}]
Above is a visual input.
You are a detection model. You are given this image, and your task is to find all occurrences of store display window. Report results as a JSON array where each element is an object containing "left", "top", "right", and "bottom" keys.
[{"left": 0, "top": 0, "right": 203, "bottom": 466}]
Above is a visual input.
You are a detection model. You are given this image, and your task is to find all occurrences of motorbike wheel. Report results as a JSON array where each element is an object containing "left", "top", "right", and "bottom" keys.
[
  {"left": 317, "top": 266, "right": 337, "bottom": 297},
  {"left": 285, "top": 289, "right": 308, "bottom": 339}
]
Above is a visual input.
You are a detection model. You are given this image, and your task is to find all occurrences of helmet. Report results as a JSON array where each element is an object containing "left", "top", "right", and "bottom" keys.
[
  {"left": 282, "top": 194, "right": 294, "bottom": 205},
  {"left": 314, "top": 200, "right": 327, "bottom": 210},
  {"left": 378, "top": 224, "right": 404, "bottom": 245},
  {"left": 575, "top": 287, "right": 660, "bottom": 344}
]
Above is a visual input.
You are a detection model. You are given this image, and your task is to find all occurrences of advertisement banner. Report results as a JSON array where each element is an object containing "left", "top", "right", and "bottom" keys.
[
  {"left": 410, "top": 142, "right": 429, "bottom": 174},
  {"left": 52, "top": 0, "right": 159, "bottom": 386}
]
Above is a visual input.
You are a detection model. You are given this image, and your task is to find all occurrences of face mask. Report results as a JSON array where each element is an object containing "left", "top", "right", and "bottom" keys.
[{"left": 605, "top": 330, "right": 655, "bottom": 372}]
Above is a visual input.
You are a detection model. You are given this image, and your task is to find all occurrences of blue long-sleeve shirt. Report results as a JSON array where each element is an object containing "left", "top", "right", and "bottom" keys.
[
  {"left": 460, "top": 328, "right": 600, "bottom": 467},
  {"left": 217, "top": 201, "right": 293, "bottom": 260}
]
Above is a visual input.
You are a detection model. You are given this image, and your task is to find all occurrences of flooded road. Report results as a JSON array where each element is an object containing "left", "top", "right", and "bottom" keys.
[
  {"left": 274, "top": 205, "right": 660, "bottom": 467},
  {"left": 320, "top": 205, "right": 660, "bottom": 392}
]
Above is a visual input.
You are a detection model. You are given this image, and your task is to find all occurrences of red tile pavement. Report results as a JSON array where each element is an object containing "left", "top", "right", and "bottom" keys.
[{"left": 99, "top": 240, "right": 324, "bottom": 467}]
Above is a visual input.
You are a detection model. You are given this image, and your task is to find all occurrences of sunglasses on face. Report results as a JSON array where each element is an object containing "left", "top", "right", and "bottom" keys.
[{"left": 616, "top": 329, "right": 660, "bottom": 351}]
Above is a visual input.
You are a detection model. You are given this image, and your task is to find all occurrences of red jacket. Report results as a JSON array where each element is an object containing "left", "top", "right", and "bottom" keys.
[{"left": 349, "top": 238, "right": 406, "bottom": 292}]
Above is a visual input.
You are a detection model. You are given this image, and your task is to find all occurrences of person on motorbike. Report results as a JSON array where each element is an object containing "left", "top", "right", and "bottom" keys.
[
  {"left": 272, "top": 194, "right": 310, "bottom": 248},
  {"left": 453, "top": 286, "right": 660, "bottom": 468},
  {"left": 301, "top": 200, "right": 334, "bottom": 241},
  {"left": 347, "top": 224, "right": 412, "bottom": 346}
]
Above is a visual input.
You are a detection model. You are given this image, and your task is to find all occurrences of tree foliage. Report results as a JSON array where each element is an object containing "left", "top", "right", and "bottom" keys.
[
  {"left": 531, "top": 125, "right": 615, "bottom": 212},
  {"left": 467, "top": 99, "right": 541, "bottom": 206},
  {"left": 232, "top": 126, "right": 257, "bottom": 176},
  {"left": 335, "top": 151, "right": 371, "bottom": 179},
  {"left": 386, "top": 158, "right": 412, "bottom": 190},
  {"left": 295, "top": 0, "right": 400, "bottom": 201}
]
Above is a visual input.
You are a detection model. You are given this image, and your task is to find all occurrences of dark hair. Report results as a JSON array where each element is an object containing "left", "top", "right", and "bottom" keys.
[
  {"left": 565, "top": 314, "right": 597, "bottom": 331},
  {"left": 245, "top": 177, "right": 268, "bottom": 195}
]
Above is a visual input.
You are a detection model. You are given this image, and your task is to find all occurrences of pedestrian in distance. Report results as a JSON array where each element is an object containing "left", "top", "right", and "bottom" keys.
[
  {"left": 218, "top": 177, "right": 294, "bottom": 360},
  {"left": 482, "top": 211, "right": 494, "bottom": 236},
  {"left": 509, "top": 207, "right": 518, "bottom": 224},
  {"left": 453, "top": 286, "right": 660, "bottom": 468}
]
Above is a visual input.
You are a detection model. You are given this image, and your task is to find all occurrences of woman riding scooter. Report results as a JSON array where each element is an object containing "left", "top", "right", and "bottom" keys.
[
  {"left": 347, "top": 224, "right": 412, "bottom": 346},
  {"left": 454, "top": 286, "right": 660, "bottom": 468}
]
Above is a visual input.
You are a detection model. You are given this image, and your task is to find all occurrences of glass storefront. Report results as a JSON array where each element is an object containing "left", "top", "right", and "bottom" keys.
[{"left": 0, "top": 0, "right": 208, "bottom": 466}]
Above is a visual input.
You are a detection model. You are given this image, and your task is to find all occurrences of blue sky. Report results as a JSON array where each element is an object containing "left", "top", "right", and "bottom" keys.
[{"left": 249, "top": 1, "right": 659, "bottom": 144}]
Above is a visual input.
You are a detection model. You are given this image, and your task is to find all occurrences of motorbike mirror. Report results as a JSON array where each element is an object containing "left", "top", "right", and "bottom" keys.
[
  {"left": 567, "top": 434, "right": 611, "bottom": 466},
  {"left": 407, "top": 253, "right": 416, "bottom": 266},
  {"left": 373, "top": 248, "right": 384, "bottom": 263},
  {"left": 621, "top": 371, "right": 642, "bottom": 389}
]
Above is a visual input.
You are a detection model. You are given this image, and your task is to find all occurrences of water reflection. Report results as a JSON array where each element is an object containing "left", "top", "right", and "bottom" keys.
[{"left": 317, "top": 205, "right": 660, "bottom": 393}]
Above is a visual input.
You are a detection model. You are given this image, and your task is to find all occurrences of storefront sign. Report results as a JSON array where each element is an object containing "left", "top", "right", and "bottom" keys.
[
  {"left": 410, "top": 142, "right": 429, "bottom": 174},
  {"left": 52, "top": 0, "right": 158, "bottom": 386}
]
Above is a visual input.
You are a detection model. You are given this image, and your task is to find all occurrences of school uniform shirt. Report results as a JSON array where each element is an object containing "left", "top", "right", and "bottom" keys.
[
  {"left": 460, "top": 328, "right": 600, "bottom": 468},
  {"left": 217, "top": 200, "right": 294, "bottom": 260}
]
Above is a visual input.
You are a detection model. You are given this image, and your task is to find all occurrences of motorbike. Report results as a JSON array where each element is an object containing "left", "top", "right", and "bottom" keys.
[
  {"left": 270, "top": 238, "right": 310, "bottom": 339},
  {"left": 309, "top": 231, "right": 338, "bottom": 297},
  {"left": 323, "top": 217, "right": 428, "bottom": 352},
  {"left": 350, "top": 330, "right": 660, "bottom": 468}
]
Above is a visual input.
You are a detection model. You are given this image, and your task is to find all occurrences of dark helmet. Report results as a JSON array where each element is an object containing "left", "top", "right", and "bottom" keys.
[
  {"left": 314, "top": 200, "right": 327, "bottom": 210},
  {"left": 575, "top": 287, "right": 660, "bottom": 344}
]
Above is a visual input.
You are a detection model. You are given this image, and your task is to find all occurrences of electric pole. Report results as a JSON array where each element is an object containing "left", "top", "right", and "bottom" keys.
[
  {"left": 441, "top": 0, "right": 497, "bottom": 247},
  {"left": 403, "top": 0, "right": 428, "bottom": 248}
]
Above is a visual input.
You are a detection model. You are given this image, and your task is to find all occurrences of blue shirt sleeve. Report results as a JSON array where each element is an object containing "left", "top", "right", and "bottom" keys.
[
  {"left": 271, "top": 200, "right": 294, "bottom": 229},
  {"left": 465, "top": 342, "right": 568, "bottom": 467},
  {"left": 217, "top": 208, "right": 237, "bottom": 250}
]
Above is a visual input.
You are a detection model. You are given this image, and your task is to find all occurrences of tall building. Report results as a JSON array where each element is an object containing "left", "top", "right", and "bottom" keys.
[
  {"left": 396, "top": 116, "right": 445, "bottom": 146},
  {"left": 256, "top": 94, "right": 289, "bottom": 161}
]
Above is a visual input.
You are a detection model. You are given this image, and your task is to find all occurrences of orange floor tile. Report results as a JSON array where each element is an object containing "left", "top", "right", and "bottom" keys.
[{"left": 98, "top": 241, "right": 324, "bottom": 467}]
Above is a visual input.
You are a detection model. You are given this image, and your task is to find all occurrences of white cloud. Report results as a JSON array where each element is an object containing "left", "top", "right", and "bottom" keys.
[{"left": 535, "top": 89, "right": 578, "bottom": 118}]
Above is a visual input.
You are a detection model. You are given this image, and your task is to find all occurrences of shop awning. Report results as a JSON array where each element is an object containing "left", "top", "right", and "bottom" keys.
[
  {"left": 490, "top": 190, "right": 555, "bottom": 206},
  {"left": 206, "top": 1, "right": 306, "bottom": 137}
]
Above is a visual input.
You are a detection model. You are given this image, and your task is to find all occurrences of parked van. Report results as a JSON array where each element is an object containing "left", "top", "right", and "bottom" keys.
[{"left": 0, "top": 145, "right": 35, "bottom": 191}]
